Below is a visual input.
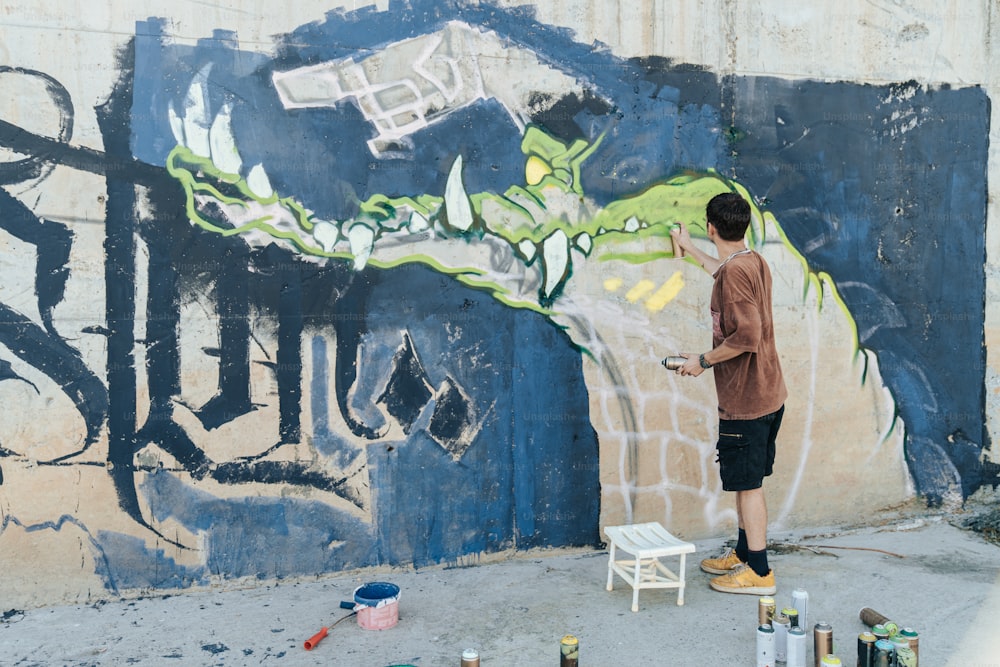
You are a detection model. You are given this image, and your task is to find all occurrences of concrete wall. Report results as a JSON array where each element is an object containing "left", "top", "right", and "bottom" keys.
[{"left": 0, "top": 0, "right": 995, "bottom": 608}]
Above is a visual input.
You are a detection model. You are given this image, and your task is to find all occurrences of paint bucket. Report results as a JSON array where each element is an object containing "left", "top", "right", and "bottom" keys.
[{"left": 353, "top": 582, "right": 400, "bottom": 631}]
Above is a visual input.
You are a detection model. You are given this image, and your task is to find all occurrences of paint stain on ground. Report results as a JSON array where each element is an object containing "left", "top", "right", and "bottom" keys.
[
  {"left": 201, "top": 643, "right": 229, "bottom": 655},
  {"left": 2, "top": 609, "right": 24, "bottom": 623},
  {"left": 964, "top": 507, "right": 1000, "bottom": 547}
]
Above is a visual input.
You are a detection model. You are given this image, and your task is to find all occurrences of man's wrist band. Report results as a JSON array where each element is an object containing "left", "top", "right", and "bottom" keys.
[{"left": 699, "top": 353, "right": 713, "bottom": 369}]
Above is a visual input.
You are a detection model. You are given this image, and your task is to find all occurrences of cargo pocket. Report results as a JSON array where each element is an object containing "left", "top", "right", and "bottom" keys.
[{"left": 716, "top": 431, "right": 749, "bottom": 490}]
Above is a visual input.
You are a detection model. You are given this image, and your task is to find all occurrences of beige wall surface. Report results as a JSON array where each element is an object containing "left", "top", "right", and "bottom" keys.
[{"left": 0, "top": 0, "right": 994, "bottom": 608}]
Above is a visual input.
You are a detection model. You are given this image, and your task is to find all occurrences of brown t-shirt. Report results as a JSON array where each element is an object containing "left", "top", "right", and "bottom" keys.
[{"left": 710, "top": 251, "right": 787, "bottom": 420}]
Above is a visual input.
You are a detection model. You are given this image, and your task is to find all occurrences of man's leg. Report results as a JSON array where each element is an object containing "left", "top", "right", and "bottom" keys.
[
  {"left": 735, "top": 495, "right": 748, "bottom": 562},
  {"left": 737, "top": 487, "right": 770, "bottom": 576},
  {"left": 700, "top": 491, "right": 747, "bottom": 574},
  {"left": 709, "top": 485, "right": 775, "bottom": 594},
  {"left": 737, "top": 488, "right": 767, "bottom": 551},
  {"left": 708, "top": 410, "right": 780, "bottom": 594}
]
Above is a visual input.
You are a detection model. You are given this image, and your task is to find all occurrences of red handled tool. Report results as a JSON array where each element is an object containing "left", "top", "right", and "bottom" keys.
[{"left": 303, "top": 601, "right": 356, "bottom": 650}]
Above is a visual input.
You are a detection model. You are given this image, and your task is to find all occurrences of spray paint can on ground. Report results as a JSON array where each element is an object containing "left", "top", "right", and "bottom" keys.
[
  {"left": 560, "top": 635, "right": 579, "bottom": 667},
  {"left": 820, "top": 655, "right": 841, "bottom": 666},
  {"left": 774, "top": 613, "right": 790, "bottom": 663},
  {"left": 759, "top": 596, "right": 776, "bottom": 626},
  {"left": 756, "top": 624, "right": 776, "bottom": 667},
  {"left": 895, "top": 644, "right": 917, "bottom": 667},
  {"left": 871, "top": 624, "right": 890, "bottom": 642},
  {"left": 813, "top": 622, "right": 833, "bottom": 667},
  {"left": 786, "top": 625, "right": 807, "bottom": 667},
  {"left": 863, "top": 609, "right": 898, "bottom": 639},
  {"left": 460, "top": 648, "right": 480, "bottom": 667},
  {"left": 890, "top": 636, "right": 917, "bottom": 667},
  {"left": 872, "top": 639, "right": 895, "bottom": 667},
  {"left": 858, "top": 607, "right": 891, "bottom": 628},
  {"left": 792, "top": 588, "right": 809, "bottom": 629},
  {"left": 899, "top": 627, "right": 919, "bottom": 665},
  {"left": 857, "top": 631, "right": 877, "bottom": 667},
  {"left": 782, "top": 606, "right": 800, "bottom": 629}
]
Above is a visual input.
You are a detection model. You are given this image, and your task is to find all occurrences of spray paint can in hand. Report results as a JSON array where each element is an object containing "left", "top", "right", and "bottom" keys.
[
  {"left": 786, "top": 625, "right": 807, "bottom": 667},
  {"left": 460, "top": 649, "right": 480, "bottom": 667},
  {"left": 792, "top": 588, "right": 809, "bottom": 629},
  {"left": 670, "top": 222, "right": 685, "bottom": 258},
  {"left": 662, "top": 356, "right": 687, "bottom": 371},
  {"left": 813, "top": 622, "right": 833, "bottom": 667},
  {"left": 560, "top": 635, "right": 579, "bottom": 667},
  {"left": 756, "top": 624, "right": 776, "bottom": 667}
]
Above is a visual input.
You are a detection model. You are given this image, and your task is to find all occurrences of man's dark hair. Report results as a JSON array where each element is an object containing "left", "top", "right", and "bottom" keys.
[{"left": 706, "top": 192, "right": 751, "bottom": 241}]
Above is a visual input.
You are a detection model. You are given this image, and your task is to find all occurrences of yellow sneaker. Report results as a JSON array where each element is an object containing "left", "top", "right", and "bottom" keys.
[
  {"left": 709, "top": 565, "right": 776, "bottom": 595},
  {"left": 700, "top": 548, "right": 744, "bottom": 575}
]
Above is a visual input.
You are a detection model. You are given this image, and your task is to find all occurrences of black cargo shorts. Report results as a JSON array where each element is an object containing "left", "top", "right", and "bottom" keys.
[{"left": 716, "top": 405, "right": 784, "bottom": 492}]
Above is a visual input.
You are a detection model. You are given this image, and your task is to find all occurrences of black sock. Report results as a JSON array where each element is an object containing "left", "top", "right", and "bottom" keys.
[
  {"left": 736, "top": 529, "right": 749, "bottom": 563},
  {"left": 747, "top": 548, "right": 770, "bottom": 577}
]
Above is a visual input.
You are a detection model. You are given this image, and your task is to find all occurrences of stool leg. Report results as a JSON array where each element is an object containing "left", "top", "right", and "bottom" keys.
[
  {"left": 677, "top": 553, "right": 687, "bottom": 606},
  {"left": 631, "top": 557, "right": 641, "bottom": 612},
  {"left": 606, "top": 542, "right": 616, "bottom": 591}
]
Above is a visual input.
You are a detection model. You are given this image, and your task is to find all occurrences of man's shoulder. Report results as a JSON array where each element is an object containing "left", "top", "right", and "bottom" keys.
[{"left": 723, "top": 251, "right": 767, "bottom": 276}]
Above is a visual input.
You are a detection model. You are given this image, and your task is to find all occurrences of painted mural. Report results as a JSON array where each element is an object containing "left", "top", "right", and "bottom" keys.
[{"left": 0, "top": 0, "right": 994, "bottom": 603}]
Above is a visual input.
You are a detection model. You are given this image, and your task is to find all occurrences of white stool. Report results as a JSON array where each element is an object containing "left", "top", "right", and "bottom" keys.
[{"left": 604, "top": 522, "right": 696, "bottom": 611}]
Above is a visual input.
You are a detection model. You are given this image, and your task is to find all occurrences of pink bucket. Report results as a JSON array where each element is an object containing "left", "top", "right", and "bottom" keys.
[{"left": 353, "top": 582, "right": 400, "bottom": 631}]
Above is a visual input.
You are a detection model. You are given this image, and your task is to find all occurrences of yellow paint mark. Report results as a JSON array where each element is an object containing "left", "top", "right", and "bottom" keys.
[
  {"left": 646, "top": 271, "right": 685, "bottom": 311},
  {"left": 525, "top": 155, "right": 553, "bottom": 186},
  {"left": 604, "top": 277, "right": 624, "bottom": 292},
  {"left": 625, "top": 279, "right": 656, "bottom": 303}
]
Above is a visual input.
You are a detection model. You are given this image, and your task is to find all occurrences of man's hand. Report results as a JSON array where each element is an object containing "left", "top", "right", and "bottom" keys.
[
  {"left": 670, "top": 222, "right": 693, "bottom": 256},
  {"left": 676, "top": 353, "right": 705, "bottom": 377},
  {"left": 669, "top": 222, "right": 722, "bottom": 275}
]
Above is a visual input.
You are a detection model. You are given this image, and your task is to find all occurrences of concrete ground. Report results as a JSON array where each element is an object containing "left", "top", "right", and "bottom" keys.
[{"left": 2, "top": 512, "right": 999, "bottom": 666}]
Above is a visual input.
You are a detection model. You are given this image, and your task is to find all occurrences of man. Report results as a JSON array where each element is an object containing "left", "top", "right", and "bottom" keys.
[{"left": 669, "top": 192, "right": 787, "bottom": 596}]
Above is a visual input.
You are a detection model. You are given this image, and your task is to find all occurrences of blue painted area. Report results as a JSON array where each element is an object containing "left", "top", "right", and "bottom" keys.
[
  {"left": 132, "top": 20, "right": 270, "bottom": 168},
  {"left": 94, "top": 531, "right": 207, "bottom": 591},
  {"left": 0, "top": 514, "right": 203, "bottom": 593},
  {"left": 362, "top": 263, "right": 600, "bottom": 565},
  {"left": 5, "top": 513, "right": 88, "bottom": 534},
  {"left": 511, "top": 311, "right": 600, "bottom": 548},
  {"left": 730, "top": 77, "right": 991, "bottom": 500},
  {"left": 309, "top": 335, "right": 360, "bottom": 466},
  {"left": 139, "top": 470, "right": 378, "bottom": 578}
]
